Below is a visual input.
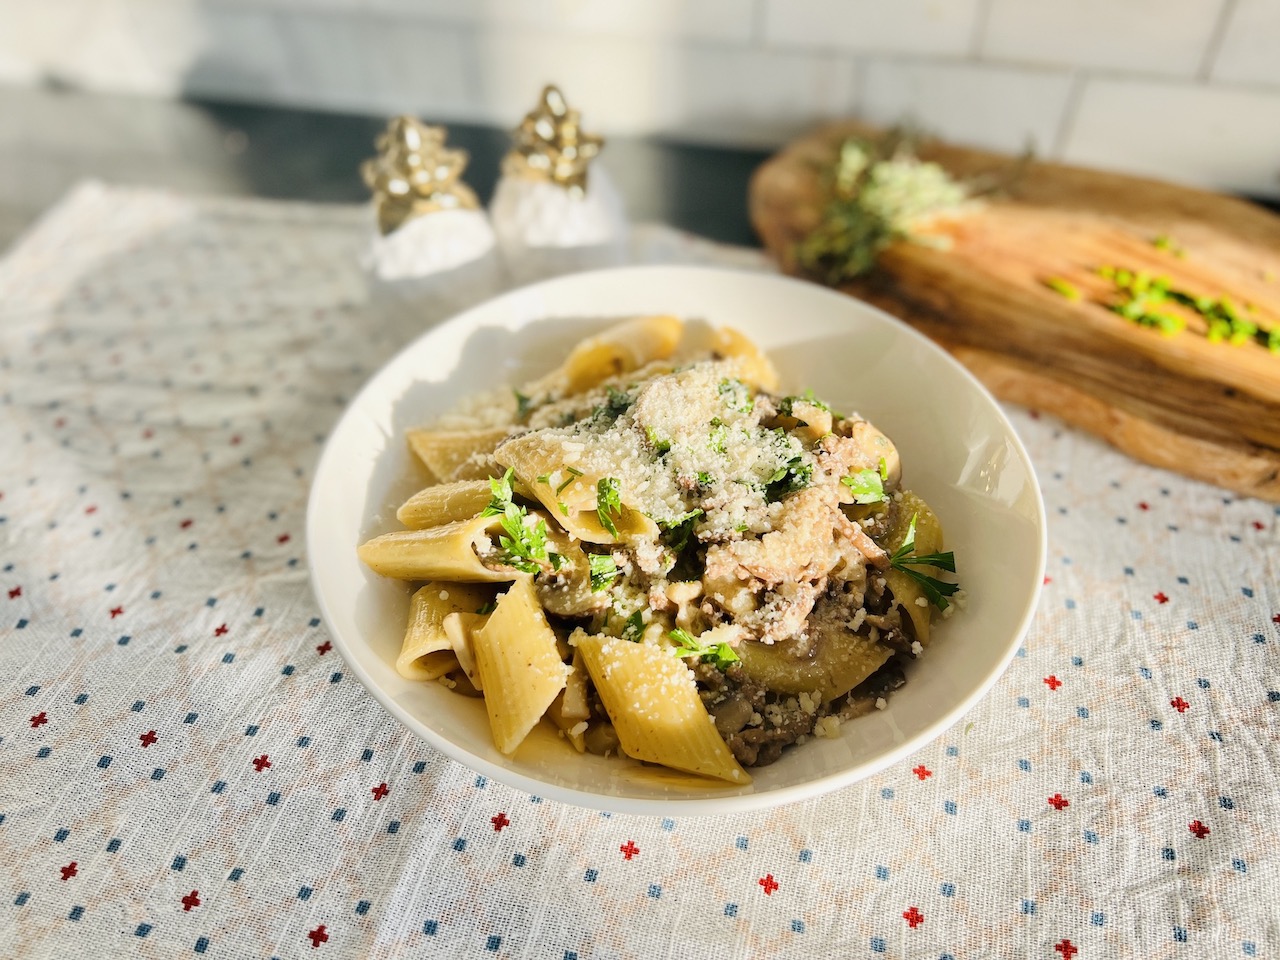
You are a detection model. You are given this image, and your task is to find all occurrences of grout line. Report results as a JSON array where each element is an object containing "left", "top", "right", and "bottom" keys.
[
  {"left": 750, "top": 0, "right": 769, "bottom": 48},
  {"left": 851, "top": 55, "right": 868, "bottom": 118},
  {"left": 1049, "top": 71, "right": 1087, "bottom": 161},
  {"left": 1197, "top": 0, "right": 1239, "bottom": 81},
  {"left": 968, "top": 0, "right": 996, "bottom": 59}
]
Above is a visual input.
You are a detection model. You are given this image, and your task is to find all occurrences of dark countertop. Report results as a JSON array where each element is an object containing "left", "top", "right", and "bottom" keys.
[
  {"left": 0, "top": 86, "right": 771, "bottom": 254},
  {"left": 1, "top": 85, "right": 1274, "bottom": 257}
]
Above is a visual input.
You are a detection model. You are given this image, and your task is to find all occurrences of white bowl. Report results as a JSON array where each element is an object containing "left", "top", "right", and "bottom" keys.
[{"left": 307, "top": 265, "right": 1046, "bottom": 815}]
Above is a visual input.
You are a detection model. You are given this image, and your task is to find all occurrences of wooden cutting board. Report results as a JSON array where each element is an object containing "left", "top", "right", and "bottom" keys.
[{"left": 749, "top": 121, "right": 1280, "bottom": 502}]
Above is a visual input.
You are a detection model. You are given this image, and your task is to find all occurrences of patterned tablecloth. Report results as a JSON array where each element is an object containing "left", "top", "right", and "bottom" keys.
[{"left": 1, "top": 183, "right": 1277, "bottom": 960}]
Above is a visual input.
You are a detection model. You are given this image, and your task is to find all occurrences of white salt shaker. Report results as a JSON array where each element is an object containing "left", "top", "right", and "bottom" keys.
[
  {"left": 360, "top": 117, "right": 501, "bottom": 323},
  {"left": 489, "top": 85, "right": 627, "bottom": 284}
]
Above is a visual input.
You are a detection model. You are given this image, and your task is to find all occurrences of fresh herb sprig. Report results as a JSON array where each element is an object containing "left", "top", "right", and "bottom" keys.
[
  {"left": 596, "top": 477, "right": 623, "bottom": 537},
  {"left": 668, "top": 628, "right": 740, "bottom": 671},
  {"left": 481, "top": 468, "right": 558, "bottom": 574},
  {"left": 889, "top": 513, "right": 960, "bottom": 610},
  {"left": 588, "top": 553, "right": 619, "bottom": 592}
]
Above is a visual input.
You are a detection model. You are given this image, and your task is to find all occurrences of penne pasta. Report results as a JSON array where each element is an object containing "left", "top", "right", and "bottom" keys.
[
  {"left": 442, "top": 610, "right": 488, "bottom": 692},
  {"left": 396, "top": 479, "right": 495, "bottom": 529},
  {"left": 358, "top": 514, "right": 524, "bottom": 582},
  {"left": 407, "top": 426, "right": 511, "bottom": 483},
  {"left": 471, "top": 578, "right": 568, "bottom": 755},
  {"left": 575, "top": 633, "right": 750, "bottom": 785},
  {"left": 396, "top": 582, "right": 494, "bottom": 680},
  {"left": 531, "top": 314, "right": 683, "bottom": 397}
]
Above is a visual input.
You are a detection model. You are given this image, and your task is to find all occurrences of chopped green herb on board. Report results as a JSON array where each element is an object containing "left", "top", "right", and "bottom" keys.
[{"left": 1043, "top": 277, "right": 1081, "bottom": 301}]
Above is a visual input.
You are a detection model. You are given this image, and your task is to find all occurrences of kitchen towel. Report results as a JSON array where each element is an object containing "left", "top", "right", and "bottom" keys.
[{"left": 1, "top": 183, "right": 1276, "bottom": 959}]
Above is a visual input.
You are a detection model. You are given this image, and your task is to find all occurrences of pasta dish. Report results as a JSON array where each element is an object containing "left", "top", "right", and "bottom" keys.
[{"left": 358, "top": 316, "right": 961, "bottom": 784}]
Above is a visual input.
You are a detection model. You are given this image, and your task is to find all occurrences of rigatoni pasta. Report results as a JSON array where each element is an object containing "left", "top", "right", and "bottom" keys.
[{"left": 360, "top": 316, "right": 963, "bottom": 779}]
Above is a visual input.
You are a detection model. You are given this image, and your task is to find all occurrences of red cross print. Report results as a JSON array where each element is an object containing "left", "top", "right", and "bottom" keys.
[
  {"left": 1054, "top": 939, "right": 1078, "bottom": 959},
  {"left": 371, "top": 783, "right": 389, "bottom": 801},
  {"left": 30, "top": 712, "right": 48, "bottom": 728},
  {"left": 307, "top": 925, "right": 329, "bottom": 948},
  {"left": 139, "top": 730, "right": 158, "bottom": 748},
  {"left": 1138, "top": 501, "right": 1150, "bottom": 511},
  {"left": 491, "top": 812, "right": 510, "bottom": 832},
  {"left": 1189, "top": 820, "right": 1210, "bottom": 839},
  {"left": 1253, "top": 520, "right": 1265, "bottom": 530},
  {"left": 109, "top": 606, "right": 124, "bottom": 618},
  {"left": 1048, "top": 793, "right": 1070, "bottom": 811},
  {"left": 179, "top": 518, "right": 193, "bottom": 529},
  {"left": 277, "top": 533, "right": 291, "bottom": 545},
  {"left": 620, "top": 840, "right": 639, "bottom": 860},
  {"left": 8, "top": 586, "right": 20, "bottom": 598},
  {"left": 1154, "top": 592, "right": 1169, "bottom": 604},
  {"left": 758, "top": 874, "right": 779, "bottom": 896},
  {"left": 60, "top": 862, "right": 78, "bottom": 881},
  {"left": 252, "top": 754, "right": 271, "bottom": 772},
  {"left": 317, "top": 641, "right": 332, "bottom": 655},
  {"left": 214, "top": 624, "right": 228, "bottom": 637},
  {"left": 1170, "top": 697, "right": 1189, "bottom": 713},
  {"left": 912, "top": 765, "right": 932, "bottom": 780},
  {"left": 181, "top": 890, "right": 201, "bottom": 911},
  {"left": 1272, "top": 613, "right": 1279, "bottom": 625},
  {"left": 1044, "top": 676, "right": 1062, "bottom": 691},
  {"left": 903, "top": 906, "right": 924, "bottom": 928}
]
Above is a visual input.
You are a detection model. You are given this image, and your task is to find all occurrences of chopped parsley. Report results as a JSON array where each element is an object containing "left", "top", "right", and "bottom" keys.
[
  {"left": 708, "top": 417, "right": 728, "bottom": 454},
  {"left": 668, "top": 628, "right": 740, "bottom": 671},
  {"left": 555, "top": 467, "right": 583, "bottom": 496},
  {"left": 594, "top": 386, "right": 633, "bottom": 424},
  {"left": 480, "top": 468, "right": 553, "bottom": 574},
  {"left": 596, "top": 477, "right": 623, "bottom": 537},
  {"left": 717, "top": 378, "right": 754, "bottom": 413},
  {"left": 475, "top": 601, "right": 497, "bottom": 615},
  {"left": 778, "top": 389, "right": 831, "bottom": 420},
  {"left": 588, "top": 553, "right": 619, "bottom": 592},
  {"left": 646, "top": 426, "right": 672, "bottom": 456},
  {"left": 695, "top": 470, "right": 714, "bottom": 487},
  {"left": 657, "top": 509, "right": 703, "bottom": 553},
  {"left": 888, "top": 513, "right": 960, "bottom": 610},
  {"left": 841, "top": 467, "right": 886, "bottom": 504},
  {"left": 764, "top": 455, "right": 813, "bottom": 501},
  {"left": 1096, "top": 266, "right": 1276, "bottom": 350},
  {"left": 513, "top": 389, "right": 533, "bottom": 421},
  {"left": 622, "top": 609, "right": 646, "bottom": 642},
  {"left": 535, "top": 473, "right": 551, "bottom": 485},
  {"left": 1043, "top": 277, "right": 1081, "bottom": 301}
]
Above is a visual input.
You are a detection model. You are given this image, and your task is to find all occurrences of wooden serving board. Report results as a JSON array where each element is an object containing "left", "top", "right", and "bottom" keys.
[{"left": 749, "top": 121, "right": 1280, "bottom": 502}]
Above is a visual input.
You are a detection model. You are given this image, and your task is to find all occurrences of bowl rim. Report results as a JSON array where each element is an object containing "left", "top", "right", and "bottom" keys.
[{"left": 306, "top": 263, "right": 1048, "bottom": 815}]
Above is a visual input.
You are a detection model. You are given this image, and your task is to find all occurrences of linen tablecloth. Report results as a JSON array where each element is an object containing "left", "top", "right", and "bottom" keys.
[{"left": 2, "top": 183, "right": 1276, "bottom": 960}]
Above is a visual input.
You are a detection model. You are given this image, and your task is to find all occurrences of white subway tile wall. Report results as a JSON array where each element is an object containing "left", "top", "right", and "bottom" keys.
[
  {"left": 1211, "top": 0, "right": 1280, "bottom": 88},
  {"left": 861, "top": 59, "right": 1074, "bottom": 155},
  {"left": 981, "top": 0, "right": 1227, "bottom": 77},
  {"left": 761, "top": 0, "right": 983, "bottom": 56},
  {"left": 1063, "top": 78, "right": 1280, "bottom": 195},
  {"left": 1, "top": 0, "right": 1278, "bottom": 196}
]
